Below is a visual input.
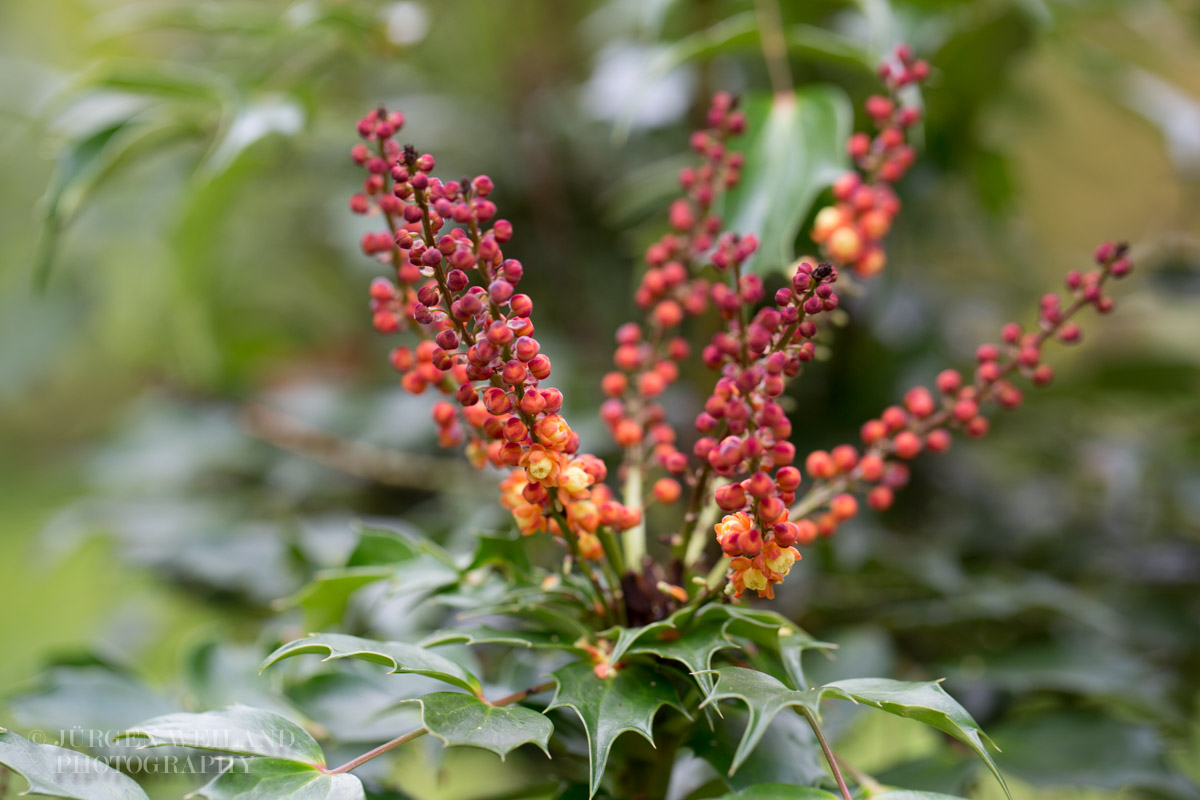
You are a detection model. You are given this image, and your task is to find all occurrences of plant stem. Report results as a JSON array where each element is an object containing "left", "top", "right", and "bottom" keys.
[
  {"left": 327, "top": 680, "right": 556, "bottom": 775},
  {"left": 800, "top": 707, "right": 853, "bottom": 800},
  {"left": 552, "top": 507, "right": 615, "bottom": 625},
  {"left": 327, "top": 727, "right": 428, "bottom": 775},
  {"left": 622, "top": 441, "right": 647, "bottom": 568},
  {"left": 754, "top": 0, "right": 793, "bottom": 95},
  {"left": 683, "top": 491, "right": 723, "bottom": 568}
]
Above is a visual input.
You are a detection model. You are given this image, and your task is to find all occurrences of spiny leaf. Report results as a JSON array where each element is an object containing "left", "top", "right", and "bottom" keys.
[
  {"left": 701, "top": 667, "right": 821, "bottom": 775},
  {"left": 689, "top": 706, "right": 827, "bottom": 792},
  {"left": 547, "top": 661, "right": 687, "bottom": 798},
  {"left": 420, "top": 626, "right": 579, "bottom": 651},
  {"left": 626, "top": 616, "right": 738, "bottom": 694},
  {"left": 0, "top": 727, "right": 150, "bottom": 800},
  {"left": 725, "top": 86, "right": 853, "bottom": 275},
  {"left": 820, "top": 678, "right": 1009, "bottom": 798},
  {"left": 601, "top": 609, "right": 691, "bottom": 667},
  {"left": 190, "top": 758, "right": 364, "bottom": 800},
  {"left": 117, "top": 706, "right": 324, "bottom": 764},
  {"left": 260, "top": 634, "right": 481, "bottom": 695},
  {"left": 403, "top": 692, "right": 553, "bottom": 760},
  {"left": 700, "top": 606, "right": 834, "bottom": 690}
]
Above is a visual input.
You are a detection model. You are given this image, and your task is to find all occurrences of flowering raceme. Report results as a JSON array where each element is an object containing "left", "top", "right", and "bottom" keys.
[
  {"left": 351, "top": 107, "right": 641, "bottom": 568},
  {"left": 351, "top": 44, "right": 1134, "bottom": 610}
]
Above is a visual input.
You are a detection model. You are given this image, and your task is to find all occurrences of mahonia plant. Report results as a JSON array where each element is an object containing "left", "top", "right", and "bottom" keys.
[{"left": 0, "top": 45, "right": 1137, "bottom": 800}]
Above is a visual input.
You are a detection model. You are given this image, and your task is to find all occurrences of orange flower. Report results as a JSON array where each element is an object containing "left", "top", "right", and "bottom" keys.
[
  {"left": 520, "top": 444, "right": 564, "bottom": 485},
  {"left": 535, "top": 414, "right": 573, "bottom": 451},
  {"left": 511, "top": 503, "right": 546, "bottom": 536}
]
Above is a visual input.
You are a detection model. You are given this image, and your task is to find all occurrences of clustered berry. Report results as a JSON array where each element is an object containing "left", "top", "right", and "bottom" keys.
[
  {"left": 600, "top": 93, "right": 748, "bottom": 504},
  {"left": 702, "top": 260, "right": 847, "bottom": 599},
  {"left": 793, "top": 242, "right": 1133, "bottom": 538},
  {"left": 351, "top": 106, "right": 641, "bottom": 562},
  {"left": 810, "top": 44, "right": 929, "bottom": 278},
  {"left": 349, "top": 45, "right": 1134, "bottom": 611}
]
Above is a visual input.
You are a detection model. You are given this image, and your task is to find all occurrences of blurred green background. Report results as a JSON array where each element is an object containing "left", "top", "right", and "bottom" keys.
[{"left": 1, "top": 0, "right": 1199, "bottom": 798}]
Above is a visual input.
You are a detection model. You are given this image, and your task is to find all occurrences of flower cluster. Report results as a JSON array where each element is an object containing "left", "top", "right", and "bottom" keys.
[
  {"left": 351, "top": 106, "right": 640, "bottom": 560},
  {"left": 348, "top": 45, "right": 1134, "bottom": 614},
  {"left": 811, "top": 44, "right": 929, "bottom": 277},
  {"left": 793, "top": 242, "right": 1134, "bottom": 538},
  {"left": 703, "top": 261, "right": 847, "bottom": 598},
  {"left": 599, "top": 93, "right": 749, "bottom": 507}
]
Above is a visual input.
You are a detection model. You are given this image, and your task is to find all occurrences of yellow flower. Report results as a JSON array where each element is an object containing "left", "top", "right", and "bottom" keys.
[{"left": 742, "top": 568, "right": 768, "bottom": 592}]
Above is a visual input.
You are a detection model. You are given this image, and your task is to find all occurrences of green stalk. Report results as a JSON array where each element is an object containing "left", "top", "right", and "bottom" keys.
[{"left": 621, "top": 442, "right": 647, "bottom": 568}]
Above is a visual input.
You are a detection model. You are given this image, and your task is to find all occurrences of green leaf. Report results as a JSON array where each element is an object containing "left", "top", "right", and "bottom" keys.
[
  {"left": 705, "top": 609, "right": 830, "bottom": 690},
  {"left": 462, "top": 592, "right": 592, "bottom": 641},
  {"left": 725, "top": 86, "right": 853, "bottom": 275},
  {"left": 547, "top": 661, "right": 687, "bottom": 797},
  {"left": 420, "top": 626, "right": 578, "bottom": 651},
  {"left": 702, "top": 606, "right": 834, "bottom": 690},
  {"left": 820, "top": 678, "right": 1009, "bottom": 798},
  {"left": 404, "top": 692, "right": 553, "bottom": 760},
  {"left": 284, "top": 672, "right": 420, "bottom": 744},
  {"left": 35, "top": 117, "right": 190, "bottom": 288},
  {"left": 626, "top": 615, "right": 737, "bottom": 694},
  {"left": 713, "top": 785, "right": 841, "bottom": 799},
  {"left": 199, "top": 96, "right": 305, "bottom": 178},
  {"left": 190, "top": 758, "right": 364, "bottom": 800},
  {"left": 7, "top": 661, "right": 179, "bottom": 732},
  {"left": 700, "top": 667, "right": 821, "bottom": 774},
  {"left": 118, "top": 706, "right": 324, "bottom": 764},
  {"left": 279, "top": 527, "right": 460, "bottom": 627},
  {"left": 346, "top": 527, "right": 420, "bottom": 566},
  {"left": 871, "top": 794, "right": 970, "bottom": 800},
  {"left": 260, "top": 633, "right": 482, "bottom": 695},
  {"left": 275, "top": 566, "right": 394, "bottom": 629},
  {"left": 688, "top": 706, "right": 827, "bottom": 791},
  {"left": 0, "top": 728, "right": 150, "bottom": 800},
  {"left": 465, "top": 534, "right": 532, "bottom": 574}
]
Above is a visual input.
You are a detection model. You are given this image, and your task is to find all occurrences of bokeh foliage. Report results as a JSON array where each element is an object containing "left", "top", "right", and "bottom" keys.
[{"left": 1, "top": 0, "right": 1199, "bottom": 798}]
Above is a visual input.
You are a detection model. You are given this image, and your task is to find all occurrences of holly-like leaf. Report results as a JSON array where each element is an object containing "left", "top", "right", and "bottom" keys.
[
  {"left": 703, "top": 606, "right": 833, "bottom": 690},
  {"left": 725, "top": 86, "right": 853, "bottom": 275},
  {"left": 260, "top": 633, "right": 482, "bottom": 695},
  {"left": 420, "top": 626, "right": 577, "bottom": 651},
  {"left": 403, "top": 692, "right": 553, "bottom": 760},
  {"left": 713, "top": 785, "right": 841, "bottom": 799},
  {"left": 690, "top": 706, "right": 827, "bottom": 792},
  {"left": 626, "top": 616, "right": 737, "bottom": 694},
  {"left": 117, "top": 706, "right": 324, "bottom": 764},
  {"left": 871, "top": 793, "right": 970, "bottom": 800},
  {"left": 547, "top": 661, "right": 687, "bottom": 797},
  {"left": 462, "top": 592, "right": 592, "bottom": 641},
  {"left": 701, "top": 667, "right": 821, "bottom": 775},
  {"left": 820, "top": 678, "right": 1009, "bottom": 798},
  {"left": 0, "top": 728, "right": 150, "bottom": 800},
  {"left": 190, "top": 758, "right": 364, "bottom": 800}
]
